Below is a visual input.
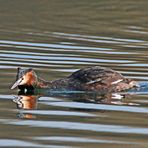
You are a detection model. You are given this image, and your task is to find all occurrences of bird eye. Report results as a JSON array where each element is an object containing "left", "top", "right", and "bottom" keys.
[{"left": 19, "top": 77, "right": 24, "bottom": 83}]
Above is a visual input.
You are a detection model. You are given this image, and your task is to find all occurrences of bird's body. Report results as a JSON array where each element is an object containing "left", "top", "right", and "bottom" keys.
[{"left": 11, "top": 66, "right": 138, "bottom": 93}]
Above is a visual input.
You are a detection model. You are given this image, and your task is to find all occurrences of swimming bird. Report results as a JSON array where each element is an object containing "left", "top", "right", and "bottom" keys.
[{"left": 11, "top": 66, "right": 138, "bottom": 93}]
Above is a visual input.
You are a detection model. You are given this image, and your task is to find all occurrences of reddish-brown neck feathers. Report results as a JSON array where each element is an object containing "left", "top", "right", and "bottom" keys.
[{"left": 25, "top": 71, "right": 37, "bottom": 86}]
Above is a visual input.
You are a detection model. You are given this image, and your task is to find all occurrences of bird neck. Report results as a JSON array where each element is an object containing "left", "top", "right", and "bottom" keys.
[{"left": 35, "top": 77, "right": 51, "bottom": 88}]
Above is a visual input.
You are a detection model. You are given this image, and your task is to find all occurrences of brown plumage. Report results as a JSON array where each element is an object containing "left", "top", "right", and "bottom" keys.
[{"left": 11, "top": 66, "right": 138, "bottom": 93}]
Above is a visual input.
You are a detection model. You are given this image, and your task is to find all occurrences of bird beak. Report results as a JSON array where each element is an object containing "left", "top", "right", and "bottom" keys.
[{"left": 11, "top": 78, "right": 23, "bottom": 89}]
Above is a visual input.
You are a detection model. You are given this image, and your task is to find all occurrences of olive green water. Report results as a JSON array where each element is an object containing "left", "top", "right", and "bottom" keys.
[{"left": 0, "top": 0, "right": 148, "bottom": 147}]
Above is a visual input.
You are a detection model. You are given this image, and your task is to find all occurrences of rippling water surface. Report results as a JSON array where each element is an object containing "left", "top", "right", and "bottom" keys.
[{"left": 0, "top": 0, "right": 148, "bottom": 147}]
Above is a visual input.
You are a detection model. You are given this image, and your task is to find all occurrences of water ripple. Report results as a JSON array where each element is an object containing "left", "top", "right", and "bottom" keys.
[
  {"left": 42, "top": 102, "right": 148, "bottom": 114},
  {"left": 0, "top": 119, "right": 148, "bottom": 135},
  {"left": 0, "top": 139, "right": 71, "bottom": 148},
  {"left": 52, "top": 32, "right": 145, "bottom": 43},
  {"left": 20, "top": 110, "right": 96, "bottom": 117},
  {"left": 0, "top": 40, "right": 104, "bottom": 50},
  {"left": 33, "top": 136, "right": 138, "bottom": 144}
]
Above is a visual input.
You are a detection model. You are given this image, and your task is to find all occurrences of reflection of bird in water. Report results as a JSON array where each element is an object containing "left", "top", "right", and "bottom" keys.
[
  {"left": 13, "top": 91, "right": 139, "bottom": 119},
  {"left": 13, "top": 95, "right": 38, "bottom": 119},
  {"left": 11, "top": 66, "right": 138, "bottom": 93},
  {"left": 50, "top": 92, "right": 134, "bottom": 105},
  {"left": 16, "top": 90, "right": 138, "bottom": 107}
]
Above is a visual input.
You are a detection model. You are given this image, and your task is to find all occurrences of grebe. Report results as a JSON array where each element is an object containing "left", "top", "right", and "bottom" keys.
[{"left": 11, "top": 66, "right": 137, "bottom": 93}]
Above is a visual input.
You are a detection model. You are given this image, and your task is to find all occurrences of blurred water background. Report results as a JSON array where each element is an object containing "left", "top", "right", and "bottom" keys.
[{"left": 0, "top": 0, "right": 148, "bottom": 147}]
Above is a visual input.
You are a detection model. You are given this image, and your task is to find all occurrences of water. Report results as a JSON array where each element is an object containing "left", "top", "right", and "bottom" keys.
[{"left": 0, "top": 0, "right": 148, "bottom": 147}]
